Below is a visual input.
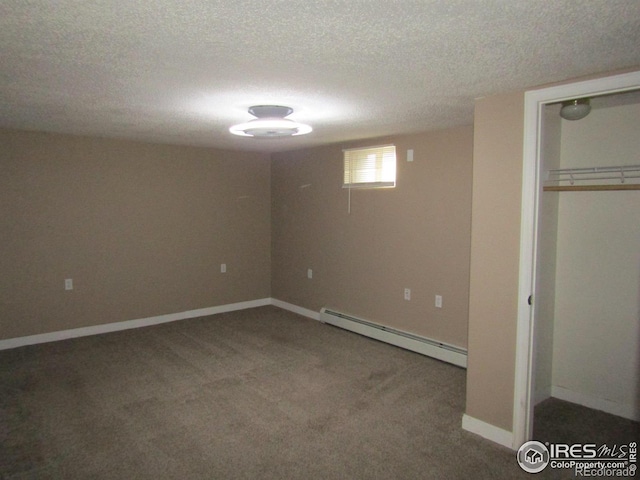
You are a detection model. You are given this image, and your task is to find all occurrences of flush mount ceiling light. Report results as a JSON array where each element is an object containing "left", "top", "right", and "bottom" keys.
[
  {"left": 229, "top": 105, "right": 312, "bottom": 137},
  {"left": 560, "top": 98, "right": 591, "bottom": 121}
]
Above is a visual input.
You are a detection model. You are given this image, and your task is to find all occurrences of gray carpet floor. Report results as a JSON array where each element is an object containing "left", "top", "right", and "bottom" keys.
[
  {"left": 0, "top": 306, "right": 636, "bottom": 479},
  {"left": 534, "top": 397, "right": 639, "bottom": 448}
]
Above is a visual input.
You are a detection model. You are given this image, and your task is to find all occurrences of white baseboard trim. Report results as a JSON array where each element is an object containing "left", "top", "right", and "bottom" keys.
[
  {"left": 551, "top": 385, "right": 639, "bottom": 422},
  {"left": 534, "top": 388, "right": 552, "bottom": 406},
  {"left": 270, "top": 298, "right": 321, "bottom": 321},
  {"left": 0, "top": 298, "right": 271, "bottom": 351},
  {"left": 462, "top": 414, "right": 514, "bottom": 450}
]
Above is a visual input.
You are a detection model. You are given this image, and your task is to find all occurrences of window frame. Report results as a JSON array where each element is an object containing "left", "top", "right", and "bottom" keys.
[{"left": 342, "top": 144, "right": 397, "bottom": 189}]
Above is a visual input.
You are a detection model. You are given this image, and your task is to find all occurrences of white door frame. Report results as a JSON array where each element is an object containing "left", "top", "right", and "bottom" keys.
[{"left": 512, "top": 70, "right": 640, "bottom": 450}]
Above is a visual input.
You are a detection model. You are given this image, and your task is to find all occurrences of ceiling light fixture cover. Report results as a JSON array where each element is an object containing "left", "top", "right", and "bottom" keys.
[
  {"left": 560, "top": 98, "right": 591, "bottom": 121},
  {"left": 229, "top": 105, "right": 312, "bottom": 137}
]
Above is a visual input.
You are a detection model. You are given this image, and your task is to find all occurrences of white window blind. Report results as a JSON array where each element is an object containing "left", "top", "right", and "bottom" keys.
[{"left": 343, "top": 145, "right": 396, "bottom": 189}]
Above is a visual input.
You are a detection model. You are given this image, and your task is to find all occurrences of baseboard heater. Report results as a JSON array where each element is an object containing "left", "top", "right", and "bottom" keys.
[{"left": 319, "top": 307, "right": 467, "bottom": 368}]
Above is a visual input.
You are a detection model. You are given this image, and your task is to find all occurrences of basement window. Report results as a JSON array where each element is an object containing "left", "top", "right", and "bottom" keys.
[{"left": 343, "top": 145, "right": 396, "bottom": 189}]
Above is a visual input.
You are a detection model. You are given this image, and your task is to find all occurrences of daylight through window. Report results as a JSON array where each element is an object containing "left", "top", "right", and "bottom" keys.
[{"left": 343, "top": 145, "right": 396, "bottom": 189}]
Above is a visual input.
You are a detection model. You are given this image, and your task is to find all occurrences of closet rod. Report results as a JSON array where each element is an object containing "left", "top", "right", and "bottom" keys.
[
  {"left": 544, "top": 184, "right": 640, "bottom": 192},
  {"left": 547, "top": 164, "right": 640, "bottom": 176},
  {"left": 548, "top": 174, "right": 640, "bottom": 183},
  {"left": 546, "top": 165, "right": 640, "bottom": 183}
]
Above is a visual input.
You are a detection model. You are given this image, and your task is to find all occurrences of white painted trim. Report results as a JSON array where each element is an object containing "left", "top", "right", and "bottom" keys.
[
  {"left": 513, "top": 87, "right": 542, "bottom": 450},
  {"left": 462, "top": 414, "right": 514, "bottom": 449},
  {"left": 0, "top": 298, "right": 271, "bottom": 351},
  {"left": 270, "top": 298, "right": 321, "bottom": 321},
  {"left": 551, "top": 387, "right": 640, "bottom": 422},
  {"left": 514, "top": 70, "right": 640, "bottom": 449}
]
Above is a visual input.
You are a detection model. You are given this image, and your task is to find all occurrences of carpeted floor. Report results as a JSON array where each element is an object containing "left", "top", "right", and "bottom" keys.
[
  {"left": 534, "top": 397, "right": 639, "bottom": 447},
  {"left": 0, "top": 306, "right": 636, "bottom": 479}
]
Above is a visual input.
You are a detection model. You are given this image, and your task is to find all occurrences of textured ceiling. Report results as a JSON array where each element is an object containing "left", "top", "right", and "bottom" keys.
[{"left": 1, "top": 0, "right": 640, "bottom": 152}]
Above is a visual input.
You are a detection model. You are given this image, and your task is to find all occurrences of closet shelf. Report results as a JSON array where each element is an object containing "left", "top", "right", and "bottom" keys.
[
  {"left": 544, "top": 164, "right": 640, "bottom": 192},
  {"left": 543, "top": 184, "right": 640, "bottom": 192}
]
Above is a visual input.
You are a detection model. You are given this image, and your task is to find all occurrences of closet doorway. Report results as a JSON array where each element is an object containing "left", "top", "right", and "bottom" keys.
[
  {"left": 512, "top": 70, "right": 640, "bottom": 448},
  {"left": 532, "top": 89, "right": 640, "bottom": 443}
]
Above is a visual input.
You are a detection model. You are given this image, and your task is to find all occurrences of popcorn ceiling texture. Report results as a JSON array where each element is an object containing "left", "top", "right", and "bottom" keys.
[{"left": 1, "top": 0, "right": 639, "bottom": 151}]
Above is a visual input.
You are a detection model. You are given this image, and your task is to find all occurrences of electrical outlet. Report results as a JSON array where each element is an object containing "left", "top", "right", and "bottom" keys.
[
  {"left": 404, "top": 288, "right": 411, "bottom": 301},
  {"left": 307, "top": 268, "right": 313, "bottom": 279},
  {"left": 435, "top": 295, "right": 443, "bottom": 308},
  {"left": 65, "top": 278, "right": 73, "bottom": 290},
  {"left": 221, "top": 263, "right": 227, "bottom": 273}
]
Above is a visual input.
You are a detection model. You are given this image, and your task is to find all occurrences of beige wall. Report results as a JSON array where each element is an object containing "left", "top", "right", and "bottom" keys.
[
  {"left": 2, "top": 125, "right": 473, "bottom": 349},
  {"left": 271, "top": 127, "right": 473, "bottom": 348},
  {"left": 466, "top": 92, "right": 525, "bottom": 431},
  {"left": 0, "top": 129, "right": 271, "bottom": 339}
]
